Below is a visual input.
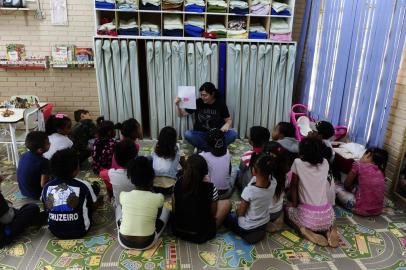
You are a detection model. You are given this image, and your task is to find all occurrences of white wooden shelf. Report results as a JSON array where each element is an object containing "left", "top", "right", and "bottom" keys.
[{"left": 94, "top": 0, "right": 295, "bottom": 42}]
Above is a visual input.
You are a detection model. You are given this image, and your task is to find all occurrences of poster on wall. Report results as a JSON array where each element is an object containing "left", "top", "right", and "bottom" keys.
[{"left": 50, "top": 0, "right": 68, "bottom": 25}]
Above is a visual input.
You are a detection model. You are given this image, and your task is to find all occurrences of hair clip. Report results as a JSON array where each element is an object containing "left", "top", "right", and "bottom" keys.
[
  {"left": 214, "top": 139, "right": 224, "bottom": 149},
  {"left": 55, "top": 113, "right": 66, "bottom": 119}
]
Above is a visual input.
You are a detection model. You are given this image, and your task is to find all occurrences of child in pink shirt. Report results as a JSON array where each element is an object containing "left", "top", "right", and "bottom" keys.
[
  {"left": 336, "top": 148, "right": 388, "bottom": 216},
  {"left": 285, "top": 137, "right": 337, "bottom": 247}
]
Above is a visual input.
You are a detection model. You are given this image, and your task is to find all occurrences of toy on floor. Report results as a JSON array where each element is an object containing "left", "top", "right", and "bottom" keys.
[{"left": 290, "top": 104, "right": 348, "bottom": 141}]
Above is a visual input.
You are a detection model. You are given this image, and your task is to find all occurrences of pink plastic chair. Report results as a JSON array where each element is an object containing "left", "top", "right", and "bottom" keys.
[
  {"left": 290, "top": 104, "right": 314, "bottom": 141},
  {"left": 290, "top": 104, "right": 348, "bottom": 141}
]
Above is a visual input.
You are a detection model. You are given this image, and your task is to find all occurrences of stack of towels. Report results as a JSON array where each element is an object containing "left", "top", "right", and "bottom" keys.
[
  {"left": 162, "top": 0, "right": 183, "bottom": 10},
  {"left": 141, "top": 22, "right": 161, "bottom": 36},
  {"left": 269, "top": 18, "right": 291, "bottom": 41},
  {"left": 116, "top": 0, "right": 138, "bottom": 10},
  {"left": 97, "top": 18, "right": 117, "bottom": 36},
  {"left": 250, "top": 0, "right": 270, "bottom": 15},
  {"left": 140, "top": 0, "right": 160, "bottom": 10},
  {"left": 227, "top": 18, "right": 247, "bottom": 39},
  {"left": 204, "top": 23, "right": 227, "bottom": 38},
  {"left": 184, "top": 16, "right": 205, "bottom": 37},
  {"left": 248, "top": 23, "right": 267, "bottom": 39},
  {"left": 229, "top": 0, "right": 248, "bottom": 14},
  {"left": 185, "top": 0, "right": 205, "bottom": 12},
  {"left": 271, "top": 1, "right": 291, "bottom": 16},
  {"left": 163, "top": 15, "right": 183, "bottom": 36},
  {"left": 207, "top": 0, "right": 227, "bottom": 13},
  {"left": 95, "top": 0, "right": 115, "bottom": 9},
  {"left": 118, "top": 18, "right": 139, "bottom": 35}
]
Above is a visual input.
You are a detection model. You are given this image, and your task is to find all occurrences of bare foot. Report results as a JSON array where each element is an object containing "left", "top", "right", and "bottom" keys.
[
  {"left": 300, "top": 227, "right": 328, "bottom": 247},
  {"left": 327, "top": 225, "right": 339, "bottom": 248}
]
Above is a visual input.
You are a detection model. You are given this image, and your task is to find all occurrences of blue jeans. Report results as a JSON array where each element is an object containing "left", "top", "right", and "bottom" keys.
[{"left": 184, "top": 129, "right": 238, "bottom": 152}]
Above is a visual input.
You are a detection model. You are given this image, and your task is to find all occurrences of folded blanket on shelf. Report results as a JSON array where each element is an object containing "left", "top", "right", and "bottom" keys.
[
  {"left": 269, "top": 32, "right": 291, "bottom": 41},
  {"left": 118, "top": 28, "right": 139, "bottom": 35},
  {"left": 140, "top": 2, "right": 160, "bottom": 9},
  {"left": 98, "top": 19, "right": 118, "bottom": 36},
  {"left": 164, "top": 15, "right": 183, "bottom": 30},
  {"left": 270, "top": 18, "right": 290, "bottom": 34},
  {"left": 250, "top": 3, "right": 270, "bottom": 15},
  {"left": 230, "top": 7, "right": 249, "bottom": 14},
  {"left": 184, "top": 24, "right": 204, "bottom": 37},
  {"left": 272, "top": 1, "right": 291, "bottom": 12},
  {"left": 227, "top": 29, "right": 248, "bottom": 39},
  {"left": 207, "top": 5, "right": 227, "bottom": 12},
  {"left": 162, "top": 1, "right": 183, "bottom": 9},
  {"left": 208, "top": 23, "right": 226, "bottom": 32},
  {"left": 248, "top": 32, "right": 267, "bottom": 39},
  {"left": 203, "top": 31, "right": 227, "bottom": 38},
  {"left": 119, "top": 18, "right": 138, "bottom": 28},
  {"left": 141, "top": 30, "right": 161, "bottom": 36},
  {"left": 185, "top": 16, "right": 204, "bottom": 27},
  {"left": 228, "top": 19, "right": 246, "bottom": 30},
  {"left": 249, "top": 23, "right": 266, "bottom": 32},
  {"left": 95, "top": 1, "right": 115, "bottom": 9},
  {"left": 117, "top": 0, "right": 138, "bottom": 9},
  {"left": 229, "top": 0, "right": 248, "bottom": 8},
  {"left": 141, "top": 23, "right": 160, "bottom": 32},
  {"left": 271, "top": 8, "right": 291, "bottom": 16},
  {"left": 163, "top": 29, "right": 183, "bottom": 36},
  {"left": 207, "top": 0, "right": 227, "bottom": 12},
  {"left": 185, "top": 4, "right": 205, "bottom": 12}
]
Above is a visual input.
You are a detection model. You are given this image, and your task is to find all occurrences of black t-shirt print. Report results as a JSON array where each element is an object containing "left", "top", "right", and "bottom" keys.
[{"left": 186, "top": 98, "right": 230, "bottom": 132}]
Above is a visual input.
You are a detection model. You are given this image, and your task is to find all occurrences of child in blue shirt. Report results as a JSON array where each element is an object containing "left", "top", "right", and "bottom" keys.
[{"left": 17, "top": 131, "right": 50, "bottom": 200}]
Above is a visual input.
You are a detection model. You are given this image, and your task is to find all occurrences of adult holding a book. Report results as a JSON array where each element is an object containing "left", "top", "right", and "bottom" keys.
[{"left": 175, "top": 82, "right": 237, "bottom": 152}]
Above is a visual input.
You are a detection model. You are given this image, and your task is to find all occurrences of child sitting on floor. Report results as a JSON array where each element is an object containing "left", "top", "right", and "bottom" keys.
[
  {"left": 0, "top": 176, "right": 45, "bottom": 248},
  {"left": 92, "top": 117, "right": 117, "bottom": 175},
  {"left": 336, "top": 148, "right": 388, "bottom": 216},
  {"left": 259, "top": 141, "right": 290, "bottom": 232},
  {"left": 314, "top": 121, "right": 335, "bottom": 162},
  {"left": 272, "top": 122, "right": 299, "bottom": 166},
  {"left": 43, "top": 114, "right": 73, "bottom": 160},
  {"left": 17, "top": 131, "right": 50, "bottom": 200},
  {"left": 100, "top": 140, "right": 137, "bottom": 221},
  {"left": 152, "top": 126, "right": 181, "bottom": 191},
  {"left": 238, "top": 126, "right": 270, "bottom": 190},
  {"left": 172, "top": 154, "right": 231, "bottom": 244},
  {"left": 285, "top": 137, "right": 338, "bottom": 247},
  {"left": 225, "top": 153, "right": 279, "bottom": 244},
  {"left": 42, "top": 149, "right": 99, "bottom": 239},
  {"left": 200, "top": 128, "right": 236, "bottom": 199},
  {"left": 118, "top": 157, "right": 170, "bottom": 250},
  {"left": 111, "top": 118, "right": 142, "bottom": 169},
  {"left": 71, "top": 109, "right": 97, "bottom": 166}
]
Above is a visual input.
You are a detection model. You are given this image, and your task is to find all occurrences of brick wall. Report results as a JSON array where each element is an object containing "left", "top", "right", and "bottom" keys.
[
  {"left": 384, "top": 47, "right": 406, "bottom": 187},
  {"left": 0, "top": 0, "right": 98, "bottom": 120}
]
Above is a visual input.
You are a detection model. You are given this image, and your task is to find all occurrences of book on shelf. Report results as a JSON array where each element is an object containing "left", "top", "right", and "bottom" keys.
[{"left": 6, "top": 44, "right": 25, "bottom": 61}]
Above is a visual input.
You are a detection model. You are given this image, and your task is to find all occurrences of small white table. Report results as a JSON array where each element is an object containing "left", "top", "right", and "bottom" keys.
[{"left": 0, "top": 102, "right": 48, "bottom": 168}]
